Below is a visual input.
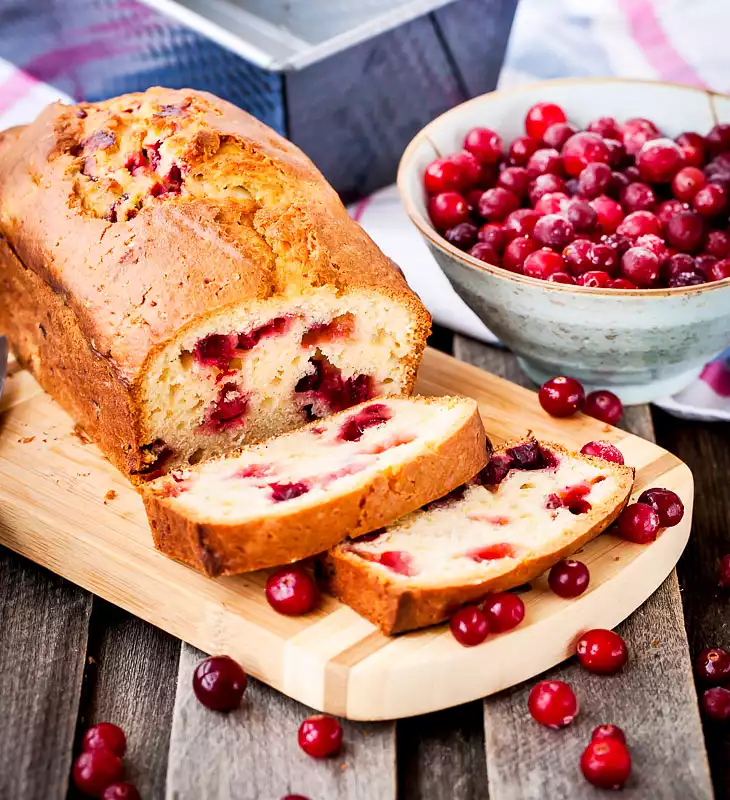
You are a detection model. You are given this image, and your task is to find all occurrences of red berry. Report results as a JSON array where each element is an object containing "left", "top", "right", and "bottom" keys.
[
  {"left": 539, "top": 376, "right": 585, "bottom": 417},
  {"left": 478, "top": 187, "right": 520, "bottom": 222},
  {"left": 424, "top": 158, "right": 467, "bottom": 195},
  {"left": 576, "top": 628, "right": 628, "bottom": 674},
  {"left": 298, "top": 715, "right": 343, "bottom": 758},
  {"left": 566, "top": 200, "right": 598, "bottom": 234},
  {"left": 445, "top": 222, "right": 479, "bottom": 251},
  {"left": 282, "top": 796, "right": 310, "bottom": 800},
  {"left": 464, "top": 127, "right": 503, "bottom": 164},
  {"left": 592, "top": 724, "right": 627, "bottom": 745},
  {"left": 478, "top": 223, "right": 508, "bottom": 252},
  {"left": 590, "top": 195, "right": 624, "bottom": 233},
  {"left": 469, "top": 242, "right": 501, "bottom": 265},
  {"left": 548, "top": 272, "right": 576, "bottom": 285},
  {"left": 482, "top": 592, "right": 525, "bottom": 632},
  {"left": 620, "top": 181, "right": 656, "bottom": 213},
  {"left": 696, "top": 254, "right": 719, "bottom": 275},
  {"left": 637, "top": 488, "right": 684, "bottom": 527},
  {"left": 450, "top": 605, "right": 489, "bottom": 646},
  {"left": 672, "top": 166, "right": 706, "bottom": 202},
  {"left": 580, "top": 440, "right": 624, "bottom": 464},
  {"left": 705, "top": 230, "right": 730, "bottom": 259},
  {"left": 562, "top": 133, "right": 610, "bottom": 177},
  {"left": 449, "top": 151, "right": 483, "bottom": 186},
  {"left": 192, "top": 655, "right": 247, "bottom": 711},
  {"left": 580, "top": 739, "right": 631, "bottom": 790},
  {"left": 533, "top": 214, "right": 575, "bottom": 250},
  {"left": 617, "top": 210, "right": 661, "bottom": 239},
  {"left": 701, "top": 687, "right": 730, "bottom": 721},
  {"left": 693, "top": 183, "right": 728, "bottom": 216},
  {"left": 428, "top": 191, "right": 469, "bottom": 231},
  {"left": 636, "top": 137, "right": 684, "bottom": 182},
  {"left": 719, "top": 554, "right": 730, "bottom": 588},
  {"left": 509, "top": 135, "right": 539, "bottom": 166},
  {"left": 665, "top": 211, "right": 705, "bottom": 253},
  {"left": 635, "top": 233, "right": 668, "bottom": 262},
  {"left": 656, "top": 198, "right": 688, "bottom": 227},
  {"left": 525, "top": 102, "right": 567, "bottom": 141},
  {"left": 676, "top": 131, "right": 706, "bottom": 167},
  {"left": 577, "top": 270, "right": 611, "bottom": 288},
  {"left": 578, "top": 162, "right": 612, "bottom": 198},
  {"left": 534, "top": 191, "right": 569, "bottom": 216},
  {"left": 73, "top": 750, "right": 125, "bottom": 798},
  {"left": 705, "top": 123, "right": 730, "bottom": 156},
  {"left": 548, "top": 559, "right": 590, "bottom": 598},
  {"left": 266, "top": 566, "right": 319, "bottom": 616},
  {"left": 102, "top": 784, "right": 142, "bottom": 800},
  {"left": 504, "top": 208, "right": 541, "bottom": 239},
  {"left": 563, "top": 239, "right": 593, "bottom": 276},
  {"left": 709, "top": 259, "right": 730, "bottom": 281},
  {"left": 543, "top": 122, "right": 578, "bottom": 150},
  {"left": 502, "top": 236, "right": 538, "bottom": 273},
  {"left": 695, "top": 647, "right": 730, "bottom": 684},
  {"left": 528, "top": 680, "right": 578, "bottom": 728},
  {"left": 583, "top": 389, "right": 623, "bottom": 425},
  {"left": 82, "top": 723, "right": 126, "bottom": 758},
  {"left": 608, "top": 277, "right": 638, "bottom": 289},
  {"left": 526, "top": 148, "right": 563, "bottom": 179},
  {"left": 605, "top": 139, "right": 627, "bottom": 168},
  {"left": 616, "top": 503, "right": 661, "bottom": 544},
  {"left": 669, "top": 270, "right": 706, "bottom": 288},
  {"left": 498, "top": 166, "right": 531, "bottom": 199},
  {"left": 523, "top": 248, "right": 565, "bottom": 281},
  {"left": 621, "top": 247, "right": 660, "bottom": 288}
]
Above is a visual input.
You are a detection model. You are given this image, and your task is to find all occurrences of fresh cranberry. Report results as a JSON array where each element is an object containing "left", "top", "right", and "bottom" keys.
[
  {"left": 592, "top": 724, "right": 627, "bottom": 745},
  {"left": 719, "top": 555, "right": 730, "bottom": 588},
  {"left": 664, "top": 253, "right": 696, "bottom": 281},
  {"left": 523, "top": 248, "right": 565, "bottom": 280},
  {"left": 450, "top": 605, "right": 489, "bottom": 646},
  {"left": 502, "top": 236, "right": 538, "bottom": 273},
  {"left": 581, "top": 739, "right": 631, "bottom": 790},
  {"left": 468, "top": 242, "right": 501, "bottom": 265},
  {"left": 102, "top": 785, "right": 142, "bottom": 800},
  {"left": 482, "top": 593, "right": 525, "bottom": 632},
  {"left": 562, "top": 133, "right": 610, "bottom": 177},
  {"left": 665, "top": 211, "right": 705, "bottom": 252},
  {"left": 616, "top": 503, "right": 661, "bottom": 544},
  {"left": 709, "top": 259, "right": 730, "bottom": 281},
  {"left": 525, "top": 102, "right": 567, "bottom": 141},
  {"left": 504, "top": 208, "right": 541, "bottom": 239},
  {"left": 657, "top": 198, "right": 688, "bottom": 227},
  {"left": 563, "top": 239, "right": 594, "bottom": 276},
  {"left": 478, "top": 223, "right": 508, "bottom": 252},
  {"left": 587, "top": 116, "right": 621, "bottom": 139},
  {"left": 528, "top": 680, "right": 578, "bottom": 728},
  {"left": 478, "top": 187, "right": 520, "bottom": 222},
  {"left": 428, "top": 192, "right": 469, "bottom": 231},
  {"left": 73, "top": 750, "right": 125, "bottom": 797},
  {"left": 669, "top": 270, "right": 706, "bottom": 287},
  {"left": 576, "top": 629, "right": 628, "bottom": 674},
  {"left": 604, "top": 139, "right": 627, "bottom": 168},
  {"left": 705, "top": 230, "right": 730, "bottom": 259},
  {"left": 565, "top": 200, "right": 598, "bottom": 234},
  {"left": 672, "top": 166, "right": 706, "bottom": 202},
  {"left": 590, "top": 195, "right": 624, "bottom": 233},
  {"left": 617, "top": 210, "right": 661, "bottom": 239},
  {"left": 581, "top": 440, "right": 625, "bottom": 464},
  {"left": 695, "top": 254, "right": 718, "bottom": 275},
  {"left": 509, "top": 135, "right": 539, "bottom": 166},
  {"left": 526, "top": 148, "right": 563, "bottom": 179},
  {"left": 578, "top": 162, "right": 612, "bottom": 198},
  {"left": 676, "top": 132, "right": 706, "bottom": 167},
  {"left": 609, "top": 277, "right": 638, "bottom": 289},
  {"left": 622, "top": 117, "right": 660, "bottom": 155},
  {"left": 637, "top": 488, "right": 684, "bottom": 527},
  {"left": 543, "top": 122, "right": 578, "bottom": 150},
  {"left": 693, "top": 182, "right": 728, "bottom": 216},
  {"left": 464, "top": 127, "right": 503, "bottom": 164},
  {"left": 584, "top": 390, "right": 623, "bottom": 425},
  {"left": 623, "top": 164, "right": 642, "bottom": 182},
  {"left": 620, "top": 182, "right": 656, "bottom": 214},
  {"left": 695, "top": 647, "right": 730, "bottom": 684},
  {"left": 701, "top": 687, "right": 730, "bottom": 721},
  {"left": 497, "top": 166, "right": 531, "bottom": 198},
  {"left": 548, "top": 272, "right": 576, "bottom": 284},
  {"left": 548, "top": 559, "right": 590, "bottom": 598},
  {"left": 424, "top": 157, "right": 468, "bottom": 194},
  {"left": 539, "top": 376, "right": 585, "bottom": 417},
  {"left": 635, "top": 233, "right": 668, "bottom": 262},
  {"left": 621, "top": 247, "right": 660, "bottom": 288},
  {"left": 534, "top": 191, "right": 570, "bottom": 216},
  {"left": 466, "top": 187, "right": 487, "bottom": 210},
  {"left": 82, "top": 723, "right": 126, "bottom": 757},
  {"left": 532, "top": 214, "right": 574, "bottom": 250},
  {"left": 265, "top": 567, "right": 319, "bottom": 616},
  {"left": 705, "top": 123, "right": 730, "bottom": 157},
  {"left": 449, "top": 151, "right": 483, "bottom": 185},
  {"left": 609, "top": 170, "right": 631, "bottom": 197},
  {"left": 577, "top": 270, "right": 611, "bottom": 288},
  {"left": 444, "top": 222, "right": 478, "bottom": 250},
  {"left": 298, "top": 715, "right": 343, "bottom": 758},
  {"left": 636, "top": 137, "right": 684, "bottom": 182},
  {"left": 192, "top": 655, "right": 247, "bottom": 711},
  {"left": 587, "top": 243, "right": 619, "bottom": 275}
]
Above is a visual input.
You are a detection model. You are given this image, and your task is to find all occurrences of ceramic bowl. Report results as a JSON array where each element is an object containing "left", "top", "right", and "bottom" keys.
[{"left": 397, "top": 78, "right": 730, "bottom": 404}]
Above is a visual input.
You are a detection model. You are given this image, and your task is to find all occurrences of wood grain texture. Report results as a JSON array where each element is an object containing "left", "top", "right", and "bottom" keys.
[
  {"left": 166, "top": 644, "right": 397, "bottom": 800},
  {"left": 453, "top": 335, "right": 712, "bottom": 800},
  {"left": 0, "top": 549, "right": 90, "bottom": 799}
]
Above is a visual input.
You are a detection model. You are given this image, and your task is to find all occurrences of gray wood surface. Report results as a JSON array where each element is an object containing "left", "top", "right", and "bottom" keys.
[
  {"left": 165, "top": 644, "right": 397, "bottom": 799},
  {"left": 0, "top": 549, "right": 90, "bottom": 799},
  {"left": 453, "top": 335, "right": 714, "bottom": 800}
]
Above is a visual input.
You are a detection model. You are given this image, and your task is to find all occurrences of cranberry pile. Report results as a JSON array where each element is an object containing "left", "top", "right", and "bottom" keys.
[
  {"left": 72, "top": 722, "right": 140, "bottom": 799},
  {"left": 424, "top": 102, "right": 730, "bottom": 288}
]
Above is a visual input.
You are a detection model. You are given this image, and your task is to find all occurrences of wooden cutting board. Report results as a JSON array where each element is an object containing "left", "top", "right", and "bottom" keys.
[{"left": 0, "top": 347, "right": 692, "bottom": 721}]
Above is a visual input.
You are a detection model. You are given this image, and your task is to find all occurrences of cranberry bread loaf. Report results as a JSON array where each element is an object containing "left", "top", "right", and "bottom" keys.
[
  {"left": 141, "top": 395, "right": 488, "bottom": 576},
  {"left": 0, "top": 88, "right": 430, "bottom": 481},
  {"left": 326, "top": 437, "right": 634, "bottom": 634}
]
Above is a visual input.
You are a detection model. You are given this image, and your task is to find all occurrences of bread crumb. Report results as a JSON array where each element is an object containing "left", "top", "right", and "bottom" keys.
[
  {"left": 340, "top": 763, "right": 349, "bottom": 771},
  {"left": 602, "top": 424, "right": 612, "bottom": 432},
  {"left": 18, "top": 436, "right": 35, "bottom": 444},
  {"left": 104, "top": 489, "right": 117, "bottom": 503},
  {"left": 72, "top": 424, "right": 92, "bottom": 445},
  {"left": 651, "top": 638, "right": 660, "bottom": 647}
]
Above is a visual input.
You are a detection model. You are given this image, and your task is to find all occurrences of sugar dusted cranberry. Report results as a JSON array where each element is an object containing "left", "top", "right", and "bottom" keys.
[
  {"left": 464, "top": 127, "right": 503, "bottom": 164},
  {"left": 509, "top": 135, "right": 539, "bottom": 166},
  {"left": 543, "top": 122, "right": 578, "bottom": 150},
  {"left": 565, "top": 200, "right": 598, "bottom": 234},
  {"left": 637, "top": 488, "right": 684, "bottom": 527},
  {"left": 693, "top": 182, "right": 728, "bottom": 216},
  {"left": 591, "top": 195, "right": 624, "bottom": 233},
  {"left": 578, "top": 270, "right": 611, "bottom": 288},
  {"left": 621, "top": 247, "right": 660, "bottom": 288},
  {"left": 584, "top": 116, "right": 619, "bottom": 139},
  {"left": 497, "top": 166, "right": 530, "bottom": 199},
  {"left": 193, "top": 655, "right": 247, "bottom": 711},
  {"left": 705, "top": 123, "right": 730, "bottom": 157},
  {"left": 526, "top": 148, "right": 563, "bottom": 178},
  {"left": 539, "top": 376, "right": 585, "bottom": 417},
  {"left": 581, "top": 440, "right": 624, "bottom": 464},
  {"left": 709, "top": 259, "right": 730, "bottom": 281},
  {"left": 562, "top": 133, "right": 610, "bottom": 177},
  {"left": 676, "top": 131, "right": 706, "bottom": 167},
  {"left": 636, "top": 137, "right": 684, "bottom": 183},
  {"left": 617, "top": 210, "right": 661, "bottom": 239},
  {"left": 298, "top": 715, "right": 343, "bottom": 758},
  {"left": 445, "top": 222, "right": 478, "bottom": 250},
  {"left": 428, "top": 192, "right": 469, "bottom": 230},
  {"left": 563, "top": 239, "right": 593, "bottom": 276},
  {"left": 587, "top": 243, "right": 619, "bottom": 275},
  {"left": 425, "top": 157, "right": 467, "bottom": 194},
  {"left": 549, "top": 559, "right": 589, "bottom": 597},
  {"left": 504, "top": 208, "right": 541, "bottom": 239},
  {"left": 602, "top": 233, "right": 632, "bottom": 255},
  {"left": 616, "top": 503, "right": 661, "bottom": 544},
  {"left": 665, "top": 211, "right": 705, "bottom": 252},
  {"left": 478, "top": 187, "right": 520, "bottom": 222},
  {"left": 609, "top": 278, "right": 638, "bottom": 289},
  {"left": 450, "top": 605, "right": 489, "bottom": 646},
  {"left": 705, "top": 230, "right": 730, "bottom": 259},
  {"left": 695, "top": 254, "right": 717, "bottom": 274},
  {"left": 502, "top": 236, "right": 538, "bottom": 273},
  {"left": 482, "top": 592, "right": 525, "bottom": 632},
  {"left": 592, "top": 724, "right": 627, "bottom": 745},
  {"left": 620, "top": 181, "right": 656, "bottom": 213},
  {"left": 73, "top": 750, "right": 125, "bottom": 797},
  {"left": 622, "top": 117, "right": 660, "bottom": 155},
  {"left": 695, "top": 647, "right": 730, "bottom": 684},
  {"left": 657, "top": 198, "right": 688, "bottom": 227},
  {"left": 533, "top": 214, "right": 574, "bottom": 249},
  {"left": 635, "top": 234, "right": 668, "bottom": 263},
  {"left": 719, "top": 554, "right": 730, "bottom": 588},
  {"left": 468, "top": 242, "right": 501, "bottom": 266},
  {"left": 669, "top": 270, "right": 706, "bottom": 287},
  {"left": 528, "top": 173, "right": 567, "bottom": 205},
  {"left": 534, "top": 191, "right": 569, "bottom": 216},
  {"left": 702, "top": 686, "right": 730, "bottom": 721},
  {"left": 548, "top": 272, "right": 576, "bottom": 284},
  {"left": 578, "top": 162, "right": 612, "bottom": 198},
  {"left": 83, "top": 723, "right": 126, "bottom": 757},
  {"left": 581, "top": 739, "right": 631, "bottom": 790},
  {"left": 523, "top": 249, "right": 564, "bottom": 280},
  {"left": 478, "top": 223, "right": 508, "bottom": 252},
  {"left": 576, "top": 629, "right": 628, "bottom": 674},
  {"left": 528, "top": 680, "right": 578, "bottom": 728},
  {"left": 672, "top": 166, "right": 706, "bottom": 202},
  {"left": 664, "top": 253, "right": 696, "bottom": 281},
  {"left": 525, "top": 102, "right": 567, "bottom": 141},
  {"left": 584, "top": 389, "right": 623, "bottom": 425},
  {"left": 102, "top": 784, "right": 141, "bottom": 800}
]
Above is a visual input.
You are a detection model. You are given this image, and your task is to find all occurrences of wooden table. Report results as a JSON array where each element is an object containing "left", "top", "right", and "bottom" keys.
[{"left": 1, "top": 330, "right": 726, "bottom": 799}]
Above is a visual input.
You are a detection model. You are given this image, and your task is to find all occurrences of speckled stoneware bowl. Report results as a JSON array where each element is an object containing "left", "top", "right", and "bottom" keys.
[{"left": 398, "top": 78, "right": 730, "bottom": 404}]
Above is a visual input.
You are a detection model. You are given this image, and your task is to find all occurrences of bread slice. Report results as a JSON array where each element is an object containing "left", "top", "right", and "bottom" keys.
[
  {"left": 141, "top": 395, "right": 488, "bottom": 576},
  {"left": 325, "top": 437, "right": 634, "bottom": 634}
]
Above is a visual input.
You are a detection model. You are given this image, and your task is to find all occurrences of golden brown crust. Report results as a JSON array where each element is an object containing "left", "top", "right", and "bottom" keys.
[
  {"left": 141, "top": 399, "right": 489, "bottom": 576},
  {"left": 325, "top": 439, "right": 635, "bottom": 634},
  {"left": 0, "top": 88, "right": 430, "bottom": 478}
]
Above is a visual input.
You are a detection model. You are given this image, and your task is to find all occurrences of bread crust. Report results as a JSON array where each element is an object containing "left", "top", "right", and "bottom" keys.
[
  {"left": 0, "top": 89, "right": 430, "bottom": 479},
  {"left": 141, "top": 398, "right": 489, "bottom": 576},
  {"left": 325, "top": 439, "right": 635, "bottom": 634}
]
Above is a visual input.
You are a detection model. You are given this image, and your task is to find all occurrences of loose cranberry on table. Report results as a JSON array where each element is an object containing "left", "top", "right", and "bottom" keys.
[
  {"left": 298, "top": 715, "right": 344, "bottom": 758},
  {"left": 265, "top": 566, "right": 319, "bottom": 616},
  {"left": 580, "top": 440, "right": 625, "bottom": 465},
  {"left": 525, "top": 101, "right": 567, "bottom": 141},
  {"left": 592, "top": 724, "right": 627, "bottom": 745},
  {"left": 538, "top": 376, "right": 585, "bottom": 417},
  {"left": 616, "top": 503, "right": 661, "bottom": 544},
  {"left": 73, "top": 749, "right": 125, "bottom": 798},
  {"left": 700, "top": 686, "right": 730, "bottom": 722},
  {"left": 192, "top": 655, "right": 247, "bottom": 712},
  {"left": 637, "top": 488, "right": 684, "bottom": 527},
  {"left": 528, "top": 680, "right": 578, "bottom": 728},
  {"left": 548, "top": 559, "right": 590, "bottom": 598},
  {"left": 464, "top": 127, "right": 503, "bottom": 164},
  {"left": 82, "top": 723, "right": 127, "bottom": 757},
  {"left": 428, "top": 191, "right": 469, "bottom": 231},
  {"left": 719, "top": 555, "right": 730, "bottom": 589},
  {"left": 576, "top": 629, "right": 628, "bottom": 674},
  {"left": 583, "top": 389, "right": 623, "bottom": 426},
  {"left": 695, "top": 647, "right": 730, "bottom": 686},
  {"left": 482, "top": 592, "right": 525, "bottom": 633},
  {"left": 101, "top": 784, "right": 142, "bottom": 800},
  {"left": 450, "top": 605, "right": 490, "bottom": 646},
  {"left": 580, "top": 738, "right": 632, "bottom": 790}
]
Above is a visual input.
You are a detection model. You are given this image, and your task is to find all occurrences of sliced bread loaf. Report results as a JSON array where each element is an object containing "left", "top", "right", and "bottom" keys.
[
  {"left": 325, "top": 437, "right": 634, "bottom": 634},
  {"left": 141, "top": 395, "right": 488, "bottom": 576}
]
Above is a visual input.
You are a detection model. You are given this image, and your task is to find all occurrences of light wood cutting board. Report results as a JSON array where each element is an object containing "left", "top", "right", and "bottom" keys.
[{"left": 0, "top": 348, "right": 692, "bottom": 721}]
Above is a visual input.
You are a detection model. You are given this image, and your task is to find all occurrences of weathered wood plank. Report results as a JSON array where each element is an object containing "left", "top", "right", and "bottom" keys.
[
  {"left": 453, "top": 335, "right": 713, "bottom": 800},
  {"left": 165, "top": 644, "right": 397, "bottom": 799},
  {"left": 0, "top": 549, "right": 90, "bottom": 799}
]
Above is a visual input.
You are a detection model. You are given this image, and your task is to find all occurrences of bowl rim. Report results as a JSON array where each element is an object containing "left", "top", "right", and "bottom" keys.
[{"left": 397, "top": 76, "right": 730, "bottom": 298}]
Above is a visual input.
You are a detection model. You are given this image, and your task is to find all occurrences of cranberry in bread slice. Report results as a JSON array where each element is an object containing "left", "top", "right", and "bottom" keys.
[
  {"left": 325, "top": 437, "right": 634, "bottom": 634},
  {"left": 141, "top": 396, "right": 488, "bottom": 576}
]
